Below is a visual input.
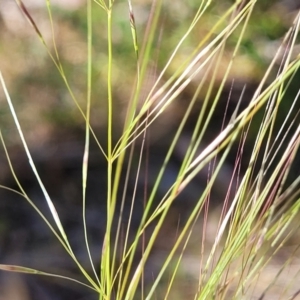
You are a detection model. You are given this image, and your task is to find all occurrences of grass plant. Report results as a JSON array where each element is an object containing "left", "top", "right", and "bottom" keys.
[{"left": 0, "top": 0, "right": 300, "bottom": 299}]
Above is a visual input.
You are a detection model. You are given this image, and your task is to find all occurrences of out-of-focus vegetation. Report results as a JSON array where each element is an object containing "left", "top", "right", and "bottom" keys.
[{"left": 0, "top": 0, "right": 298, "bottom": 146}]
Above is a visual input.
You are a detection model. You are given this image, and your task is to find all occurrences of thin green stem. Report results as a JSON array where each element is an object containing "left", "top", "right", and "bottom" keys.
[{"left": 101, "top": 4, "right": 114, "bottom": 299}]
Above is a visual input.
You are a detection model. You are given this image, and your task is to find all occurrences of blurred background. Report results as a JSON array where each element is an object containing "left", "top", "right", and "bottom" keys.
[{"left": 0, "top": 0, "right": 299, "bottom": 299}]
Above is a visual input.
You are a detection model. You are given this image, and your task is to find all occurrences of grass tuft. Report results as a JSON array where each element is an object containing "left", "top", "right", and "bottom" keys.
[{"left": 0, "top": 0, "right": 300, "bottom": 299}]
